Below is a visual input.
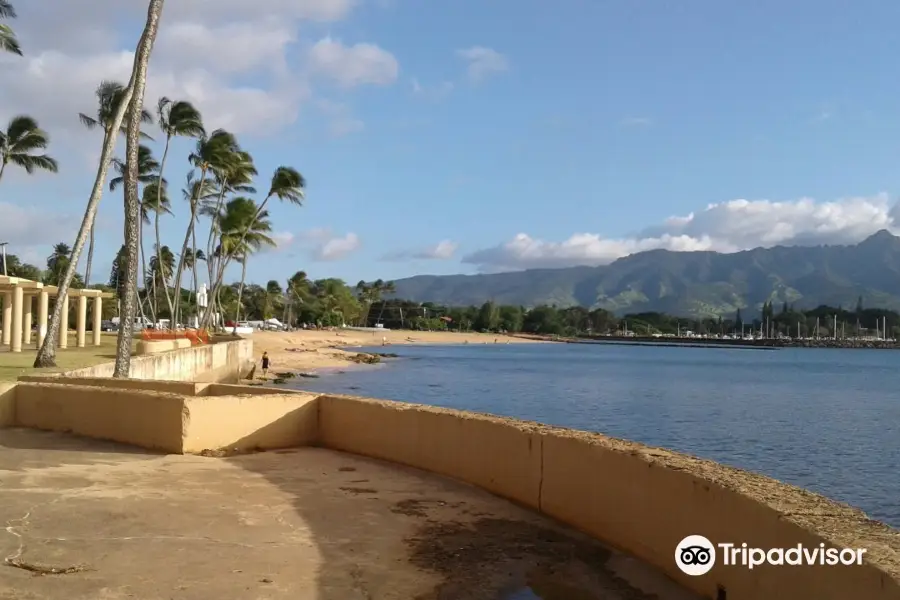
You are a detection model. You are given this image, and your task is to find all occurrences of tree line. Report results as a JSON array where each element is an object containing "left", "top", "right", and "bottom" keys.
[
  {"left": 348, "top": 298, "right": 900, "bottom": 339},
  {"left": 7, "top": 238, "right": 900, "bottom": 338}
]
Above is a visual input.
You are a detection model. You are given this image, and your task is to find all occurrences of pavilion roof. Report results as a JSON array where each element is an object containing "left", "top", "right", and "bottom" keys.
[{"left": 0, "top": 276, "right": 114, "bottom": 298}]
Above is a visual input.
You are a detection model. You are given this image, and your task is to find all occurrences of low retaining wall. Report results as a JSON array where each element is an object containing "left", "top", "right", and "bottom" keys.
[
  {"left": 135, "top": 338, "right": 192, "bottom": 355},
  {"left": 13, "top": 382, "right": 186, "bottom": 452},
  {"left": 0, "top": 382, "right": 15, "bottom": 427},
  {"left": 2, "top": 381, "right": 899, "bottom": 599},
  {"left": 9, "top": 380, "right": 314, "bottom": 454},
  {"left": 182, "top": 393, "right": 317, "bottom": 453},
  {"left": 60, "top": 338, "right": 253, "bottom": 382}
]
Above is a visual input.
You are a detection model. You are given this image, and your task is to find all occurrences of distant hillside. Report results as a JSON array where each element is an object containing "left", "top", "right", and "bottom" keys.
[{"left": 390, "top": 230, "right": 900, "bottom": 317}]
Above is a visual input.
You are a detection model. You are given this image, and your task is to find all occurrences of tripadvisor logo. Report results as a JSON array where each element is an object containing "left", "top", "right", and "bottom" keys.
[{"left": 675, "top": 535, "right": 867, "bottom": 576}]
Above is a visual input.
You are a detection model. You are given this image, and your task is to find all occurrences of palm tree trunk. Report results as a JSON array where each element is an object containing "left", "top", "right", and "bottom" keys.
[
  {"left": 84, "top": 226, "right": 95, "bottom": 286},
  {"left": 190, "top": 259, "right": 198, "bottom": 323},
  {"left": 155, "top": 134, "right": 175, "bottom": 320},
  {"left": 152, "top": 214, "right": 165, "bottom": 320},
  {"left": 114, "top": 0, "right": 165, "bottom": 377},
  {"left": 191, "top": 228, "right": 199, "bottom": 301},
  {"left": 171, "top": 206, "right": 196, "bottom": 326},
  {"left": 171, "top": 166, "right": 206, "bottom": 327},
  {"left": 204, "top": 186, "right": 227, "bottom": 294},
  {"left": 234, "top": 257, "right": 247, "bottom": 328},
  {"left": 151, "top": 271, "right": 160, "bottom": 322},
  {"left": 34, "top": 87, "right": 138, "bottom": 368},
  {"left": 140, "top": 230, "right": 156, "bottom": 324},
  {"left": 0, "top": 161, "right": 7, "bottom": 182}
]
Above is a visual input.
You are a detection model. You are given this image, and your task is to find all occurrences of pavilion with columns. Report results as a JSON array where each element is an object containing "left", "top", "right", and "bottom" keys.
[{"left": 0, "top": 276, "right": 115, "bottom": 353}]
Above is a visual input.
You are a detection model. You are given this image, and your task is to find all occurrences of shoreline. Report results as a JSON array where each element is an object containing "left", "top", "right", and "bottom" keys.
[{"left": 249, "top": 329, "right": 544, "bottom": 377}]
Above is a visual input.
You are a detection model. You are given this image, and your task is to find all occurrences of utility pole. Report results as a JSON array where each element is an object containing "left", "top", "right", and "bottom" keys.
[{"left": 0, "top": 242, "right": 7, "bottom": 276}]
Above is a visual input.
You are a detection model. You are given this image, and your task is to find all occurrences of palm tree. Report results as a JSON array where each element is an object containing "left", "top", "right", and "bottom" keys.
[
  {"left": 264, "top": 280, "right": 283, "bottom": 320},
  {"left": 140, "top": 181, "right": 172, "bottom": 319},
  {"left": 286, "top": 271, "right": 311, "bottom": 326},
  {"left": 0, "top": 116, "right": 58, "bottom": 182},
  {"left": 155, "top": 97, "right": 204, "bottom": 319},
  {"left": 355, "top": 279, "right": 395, "bottom": 327},
  {"left": 35, "top": 0, "right": 161, "bottom": 369},
  {"left": 109, "top": 144, "right": 161, "bottom": 189},
  {"left": 0, "top": 1, "right": 22, "bottom": 55},
  {"left": 78, "top": 81, "right": 154, "bottom": 287},
  {"left": 114, "top": 0, "right": 165, "bottom": 378},
  {"left": 108, "top": 244, "right": 127, "bottom": 303},
  {"left": 45, "top": 243, "right": 72, "bottom": 286},
  {"left": 201, "top": 149, "right": 256, "bottom": 296},
  {"left": 373, "top": 280, "right": 396, "bottom": 325},
  {"left": 172, "top": 173, "right": 213, "bottom": 325},
  {"left": 202, "top": 165, "right": 304, "bottom": 327},
  {"left": 217, "top": 197, "right": 275, "bottom": 328},
  {"left": 182, "top": 248, "right": 205, "bottom": 320},
  {"left": 109, "top": 144, "right": 162, "bottom": 307},
  {"left": 148, "top": 244, "right": 175, "bottom": 299},
  {"left": 171, "top": 129, "right": 241, "bottom": 326}
]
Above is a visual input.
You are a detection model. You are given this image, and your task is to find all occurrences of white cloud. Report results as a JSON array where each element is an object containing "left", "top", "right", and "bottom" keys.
[
  {"left": 316, "top": 99, "right": 364, "bottom": 137},
  {"left": 383, "top": 239, "right": 458, "bottom": 261},
  {"left": 297, "top": 228, "right": 360, "bottom": 261},
  {"left": 308, "top": 37, "right": 399, "bottom": 88},
  {"left": 411, "top": 78, "right": 453, "bottom": 100},
  {"left": 0, "top": 1, "right": 397, "bottom": 142},
  {"left": 0, "top": 202, "right": 80, "bottom": 261},
  {"left": 164, "top": 0, "right": 357, "bottom": 22},
  {"left": 457, "top": 46, "right": 508, "bottom": 82},
  {"left": 265, "top": 231, "right": 296, "bottom": 252},
  {"left": 463, "top": 193, "right": 900, "bottom": 271},
  {"left": 419, "top": 240, "right": 458, "bottom": 259},
  {"left": 155, "top": 20, "right": 296, "bottom": 75}
]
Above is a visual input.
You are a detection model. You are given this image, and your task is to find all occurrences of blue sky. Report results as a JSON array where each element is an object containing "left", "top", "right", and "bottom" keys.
[{"left": 4, "top": 0, "right": 900, "bottom": 287}]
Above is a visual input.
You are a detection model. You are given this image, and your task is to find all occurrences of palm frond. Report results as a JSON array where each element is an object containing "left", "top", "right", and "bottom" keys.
[
  {"left": 0, "top": 24, "right": 22, "bottom": 56},
  {"left": 267, "top": 166, "right": 305, "bottom": 204},
  {"left": 79, "top": 113, "right": 100, "bottom": 130},
  {"left": 0, "top": 1, "right": 17, "bottom": 18},
  {"left": 9, "top": 153, "right": 57, "bottom": 174},
  {"left": 167, "top": 100, "right": 205, "bottom": 138}
]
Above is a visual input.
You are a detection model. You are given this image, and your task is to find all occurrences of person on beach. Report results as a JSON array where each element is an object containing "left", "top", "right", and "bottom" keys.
[{"left": 261, "top": 352, "right": 270, "bottom": 378}]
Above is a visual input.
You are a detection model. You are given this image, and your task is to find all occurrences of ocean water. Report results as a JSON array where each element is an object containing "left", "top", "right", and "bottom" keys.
[{"left": 291, "top": 342, "right": 900, "bottom": 527}]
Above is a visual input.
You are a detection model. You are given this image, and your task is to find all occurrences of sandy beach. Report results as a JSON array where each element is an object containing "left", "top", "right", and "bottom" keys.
[{"left": 250, "top": 328, "right": 543, "bottom": 374}]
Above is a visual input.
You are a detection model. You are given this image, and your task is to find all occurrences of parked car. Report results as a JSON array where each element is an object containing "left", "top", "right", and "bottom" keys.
[{"left": 100, "top": 320, "right": 117, "bottom": 332}]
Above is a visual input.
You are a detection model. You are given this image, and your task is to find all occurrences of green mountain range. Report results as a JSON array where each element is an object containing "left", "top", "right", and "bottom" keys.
[{"left": 390, "top": 230, "right": 900, "bottom": 317}]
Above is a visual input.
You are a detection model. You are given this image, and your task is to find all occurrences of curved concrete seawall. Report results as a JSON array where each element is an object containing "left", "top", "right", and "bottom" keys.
[
  {"left": 2, "top": 375, "right": 898, "bottom": 599},
  {"left": 318, "top": 395, "right": 900, "bottom": 600}
]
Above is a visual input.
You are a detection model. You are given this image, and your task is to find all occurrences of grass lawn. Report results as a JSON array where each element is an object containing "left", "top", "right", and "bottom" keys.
[{"left": 0, "top": 333, "right": 135, "bottom": 382}]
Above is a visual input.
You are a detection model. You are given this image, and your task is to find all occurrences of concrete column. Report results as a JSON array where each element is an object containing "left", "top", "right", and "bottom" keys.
[
  {"left": 37, "top": 291, "right": 48, "bottom": 347},
  {"left": 23, "top": 294, "right": 32, "bottom": 345},
  {"left": 76, "top": 295, "right": 87, "bottom": 348},
  {"left": 10, "top": 286, "right": 23, "bottom": 353},
  {"left": 59, "top": 295, "right": 69, "bottom": 349},
  {"left": 2, "top": 292, "right": 10, "bottom": 346},
  {"left": 92, "top": 297, "right": 102, "bottom": 346}
]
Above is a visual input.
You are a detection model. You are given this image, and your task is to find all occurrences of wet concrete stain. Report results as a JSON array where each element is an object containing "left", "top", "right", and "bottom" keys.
[{"left": 401, "top": 502, "right": 666, "bottom": 600}]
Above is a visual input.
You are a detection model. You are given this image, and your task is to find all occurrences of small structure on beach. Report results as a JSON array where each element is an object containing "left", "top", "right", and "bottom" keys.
[{"left": 0, "top": 275, "right": 114, "bottom": 353}]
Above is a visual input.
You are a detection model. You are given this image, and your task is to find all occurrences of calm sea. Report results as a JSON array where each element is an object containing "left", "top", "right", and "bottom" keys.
[{"left": 290, "top": 342, "right": 900, "bottom": 527}]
